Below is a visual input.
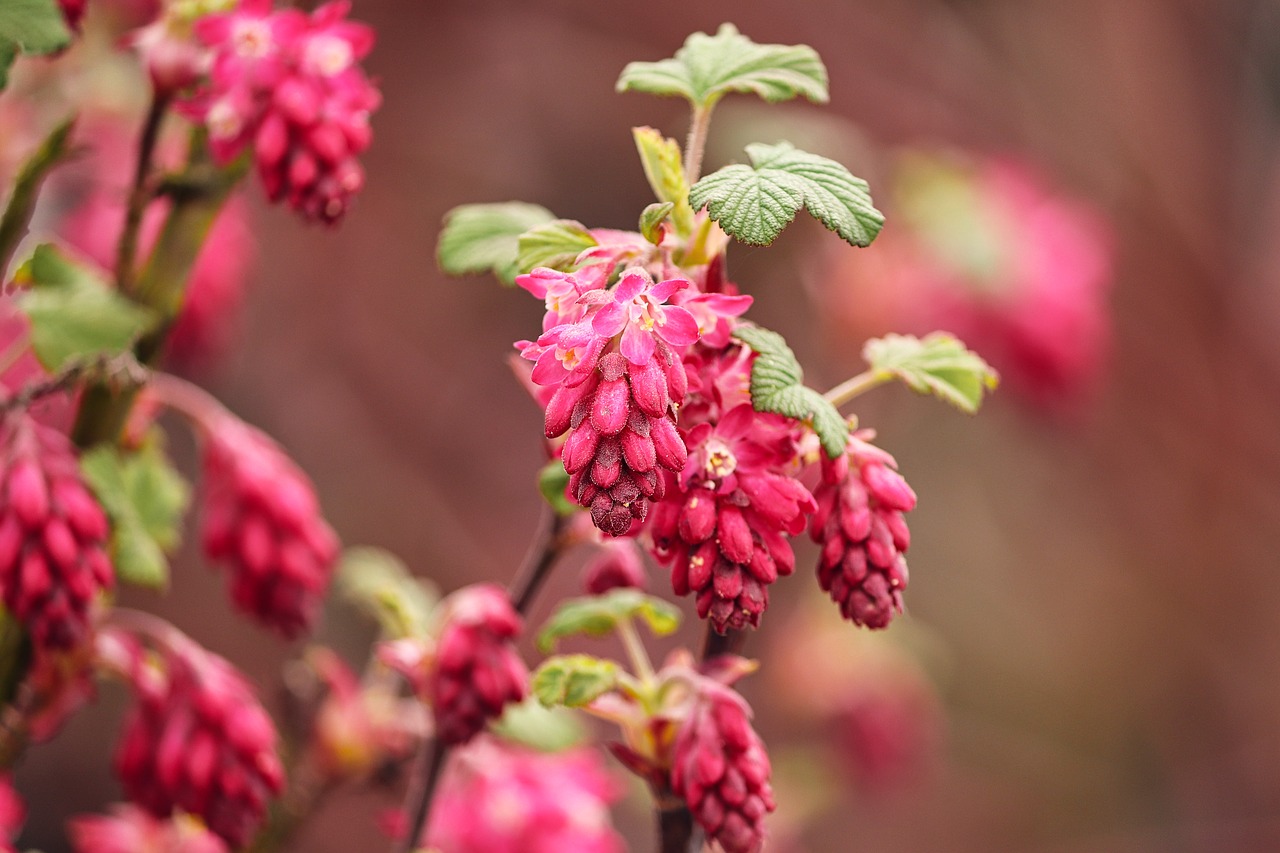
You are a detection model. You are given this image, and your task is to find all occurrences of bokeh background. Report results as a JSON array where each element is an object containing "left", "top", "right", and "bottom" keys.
[{"left": 17, "top": 0, "right": 1280, "bottom": 850}]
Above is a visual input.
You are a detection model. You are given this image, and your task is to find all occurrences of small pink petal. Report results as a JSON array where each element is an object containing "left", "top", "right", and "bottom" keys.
[
  {"left": 620, "top": 324, "right": 655, "bottom": 365},
  {"left": 718, "top": 404, "right": 756, "bottom": 439},
  {"left": 615, "top": 271, "right": 647, "bottom": 302},
  {"left": 650, "top": 277, "right": 689, "bottom": 303},
  {"left": 655, "top": 306, "right": 700, "bottom": 347},
  {"left": 592, "top": 303, "right": 627, "bottom": 338},
  {"left": 531, "top": 352, "right": 569, "bottom": 386}
]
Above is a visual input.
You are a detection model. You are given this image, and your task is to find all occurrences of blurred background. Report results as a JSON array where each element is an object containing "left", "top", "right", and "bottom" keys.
[{"left": 14, "top": 0, "right": 1280, "bottom": 850}]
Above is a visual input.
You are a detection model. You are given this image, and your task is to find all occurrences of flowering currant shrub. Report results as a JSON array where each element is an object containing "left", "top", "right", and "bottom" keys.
[{"left": 0, "top": 8, "right": 996, "bottom": 853}]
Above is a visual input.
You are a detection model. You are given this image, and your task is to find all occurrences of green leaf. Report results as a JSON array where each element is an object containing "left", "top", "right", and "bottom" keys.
[
  {"left": 616, "top": 23, "right": 828, "bottom": 110},
  {"left": 16, "top": 245, "right": 157, "bottom": 372},
  {"left": 537, "top": 460, "right": 577, "bottom": 518},
  {"left": 336, "top": 546, "right": 438, "bottom": 639},
  {"left": 689, "top": 142, "right": 883, "bottom": 248},
  {"left": 0, "top": 0, "right": 71, "bottom": 90},
  {"left": 733, "top": 325, "right": 850, "bottom": 457},
  {"left": 0, "top": 116, "right": 74, "bottom": 279},
  {"left": 531, "top": 654, "right": 620, "bottom": 708},
  {"left": 436, "top": 202, "right": 555, "bottom": 286},
  {"left": 639, "top": 202, "right": 674, "bottom": 245},
  {"left": 632, "top": 127, "right": 695, "bottom": 236},
  {"left": 81, "top": 441, "right": 191, "bottom": 590},
  {"left": 863, "top": 332, "right": 999, "bottom": 414},
  {"left": 514, "top": 219, "right": 598, "bottom": 275},
  {"left": 537, "top": 588, "right": 680, "bottom": 654},
  {"left": 491, "top": 697, "right": 586, "bottom": 751}
]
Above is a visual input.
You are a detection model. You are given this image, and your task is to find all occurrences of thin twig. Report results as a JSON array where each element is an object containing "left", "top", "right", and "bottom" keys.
[
  {"left": 116, "top": 92, "right": 171, "bottom": 296},
  {"left": 393, "top": 739, "right": 448, "bottom": 853},
  {"left": 657, "top": 788, "right": 697, "bottom": 853},
  {"left": 823, "top": 369, "right": 888, "bottom": 409},
  {"left": 508, "top": 508, "right": 571, "bottom": 614},
  {"left": 0, "top": 352, "right": 148, "bottom": 414}
]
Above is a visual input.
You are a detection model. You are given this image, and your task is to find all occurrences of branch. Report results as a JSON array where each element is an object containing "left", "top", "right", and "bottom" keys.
[
  {"left": 115, "top": 92, "right": 171, "bottom": 296},
  {"left": 0, "top": 352, "right": 148, "bottom": 414}
]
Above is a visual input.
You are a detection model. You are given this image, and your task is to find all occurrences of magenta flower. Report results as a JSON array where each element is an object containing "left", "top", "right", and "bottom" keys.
[
  {"left": 675, "top": 291, "right": 753, "bottom": 349},
  {"left": 591, "top": 269, "right": 699, "bottom": 365},
  {"left": 189, "top": 0, "right": 379, "bottom": 223},
  {"left": 810, "top": 433, "right": 915, "bottom": 629},
  {"left": 0, "top": 415, "right": 113, "bottom": 651},
  {"left": 425, "top": 736, "right": 625, "bottom": 853},
  {"left": 114, "top": 633, "right": 284, "bottom": 848},
  {"left": 69, "top": 805, "right": 229, "bottom": 853},
  {"left": 670, "top": 682, "right": 775, "bottom": 853}
]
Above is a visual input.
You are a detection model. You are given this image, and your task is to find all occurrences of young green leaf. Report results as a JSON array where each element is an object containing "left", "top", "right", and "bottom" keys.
[
  {"left": 537, "top": 459, "right": 577, "bottom": 518},
  {"left": 536, "top": 588, "right": 681, "bottom": 654},
  {"left": 639, "top": 202, "right": 674, "bottom": 245},
  {"left": 733, "top": 324, "right": 850, "bottom": 458},
  {"left": 336, "top": 546, "right": 438, "bottom": 639},
  {"left": 632, "top": 127, "right": 695, "bottom": 235},
  {"left": 16, "top": 245, "right": 157, "bottom": 372},
  {"left": 492, "top": 697, "right": 586, "bottom": 751},
  {"left": 515, "top": 219, "right": 598, "bottom": 275},
  {"left": 689, "top": 142, "right": 883, "bottom": 248},
  {"left": 616, "top": 23, "right": 828, "bottom": 110},
  {"left": 80, "top": 441, "right": 190, "bottom": 590},
  {"left": 0, "top": 116, "right": 75, "bottom": 279},
  {"left": 863, "top": 332, "right": 999, "bottom": 414},
  {"left": 531, "top": 655, "right": 620, "bottom": 708},
  {"left": 0, "top": 0, "right": 71, "bottom": 90},
  {"left": 437, "top": 202, "right": 555, "bottom": 286}
]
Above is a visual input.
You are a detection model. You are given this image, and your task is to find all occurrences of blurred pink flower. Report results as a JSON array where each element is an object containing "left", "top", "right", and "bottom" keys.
[
  {"left": 425, "top": 736, "right": 625, "bottom": 853},
  {"left": 69, "top": 805, "right": 229, "bottom": 853},
  {"left": 820, "top": 153, "right": 1114, "bottom": 413}
]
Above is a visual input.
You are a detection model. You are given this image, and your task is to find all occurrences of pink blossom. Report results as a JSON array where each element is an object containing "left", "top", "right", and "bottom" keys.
[
  {"left": 810, "top": 433, "right": 915, "bottom": 629},
  {"left": 114, "top": 633, "right": 284, "bottom": 847},
  {"left": 425, "top": 736, "right": 625, "bottom": 853},
  {"left": 200, "top": 415, "right": 340, "bottom": 637},
  {"left": 591, "top": 269, "right": 699, "bottom": 365},
  {"left": 0, "top": 414, "right": 113, "bottom": 651},
  {"left": 69, "top": 805, "right": 229, "bottom": 853},
  {"left": 0, "top": 774, "right": 24, "bottom": 853},
  {"left": 581, "top": 536, "right": 648, "bottom": 595},
  {"left": 675, "top": 290, "right": 753, "bottom": 349},
  {"left": 670, "top": 682, "right": 775, "bottom": 853},
  {"left": 428, "top": 584, "right": 528, "bottom": 745},
  {"left": 189, "top": 0, "right": 380, "bottom": 223}
]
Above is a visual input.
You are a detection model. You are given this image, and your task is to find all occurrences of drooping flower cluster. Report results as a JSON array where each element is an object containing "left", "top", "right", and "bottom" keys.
[
  {"left": 649, "top": 344, "right": 814, "bottom": 634},
  {"left": 428, "top": 583, "right": 528, "bottom": 746},
  {"left": 199, "top": 415, "right": 340, "bottom": 637},
  {"left": 0, "top": 415, "right": 113, "bottom": 650},
  {"left": 113, "top": 632, "right": 284, "bottom": 848},
  {"left": 69, "top": 805, "right": 230, "bottom": 853},
  {"left": 519, "top": 267, "right": 700, "bottom": 536},
  {"left": 423, "top": 735, "right": 625, "bottom": 853},
  {"left": 190, "top": 0, "right": 380, "bottom": 223},
  {"left": 670, "top": 681, "right": 775, "bottom": 853},
  {"left": 810, "top": 435, "right": 916, "bottom": 629}
]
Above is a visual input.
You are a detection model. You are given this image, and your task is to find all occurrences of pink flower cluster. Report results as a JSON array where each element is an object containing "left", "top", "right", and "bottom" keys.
[
  {"left": 520, "top": 267, "right": 699, "bottom": 536},
  {"left": 671, "top": 681, "right": 775, "bottom": 853},
  {"left": 70, "top": 805, "right": 229, "bottom": 853},
  {"left": 428, "top": 584, "right": 528, "bottom": 746},
  {"left": 0, "top": 415, "right": 113, "bottom": 651},
  {"left": 190, "top": 0, "right": 380, "bottom": 223},
  {"left": 810, "top": 434, "right": 916, "bottom": 629},
  {"left": 113, "top": 631, "right": 284, "bottom": 848},
  {"left": 200, "top": 415, "right": 339, "bottom": 637},
  {"left": 424, "top": 736, "right": 625, "bottom": 853},
  {"left": 0, "top": 774, "right": 23, "bottom": 853}
]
